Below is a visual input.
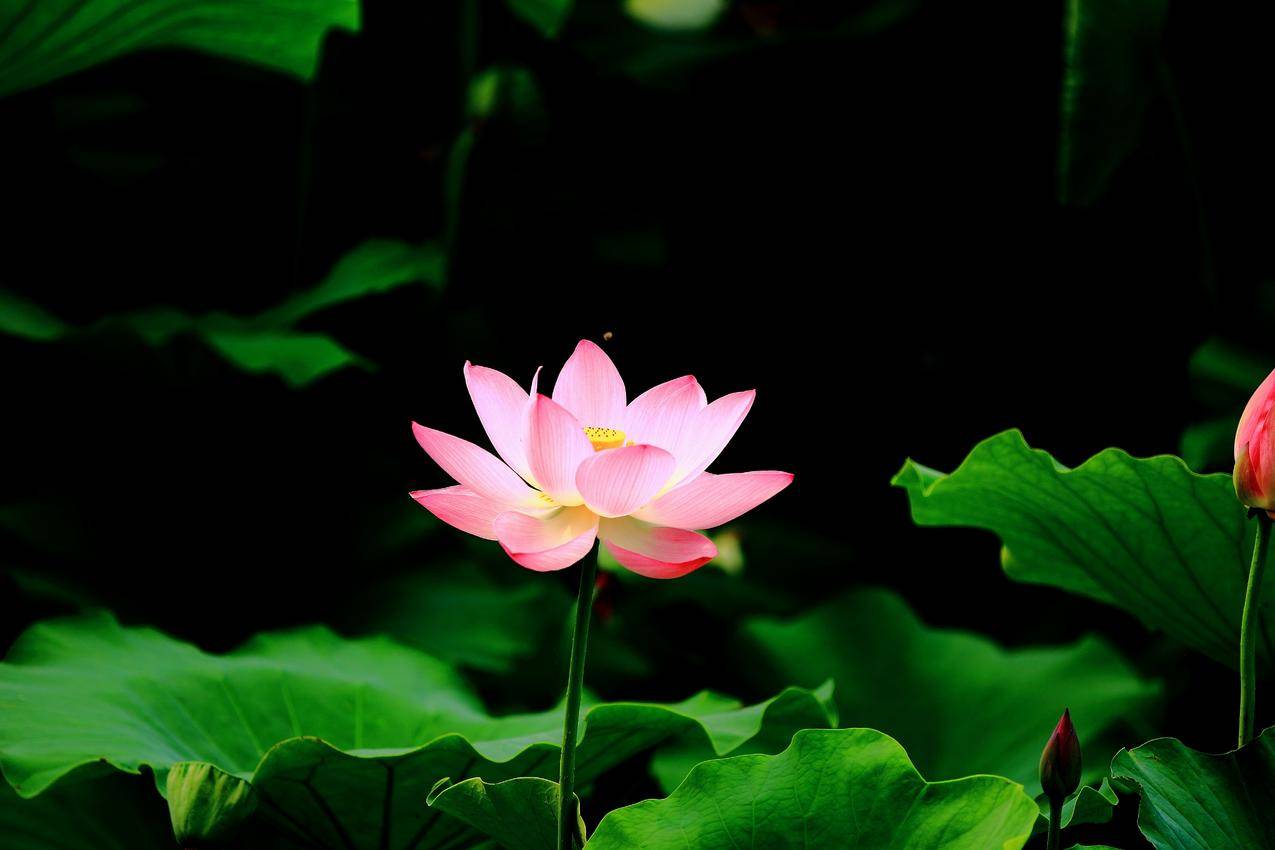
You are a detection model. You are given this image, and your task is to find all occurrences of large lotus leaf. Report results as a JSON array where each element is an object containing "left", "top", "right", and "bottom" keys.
[
  {"left": 0, "top": 0, "right": 359, "bottom": 99},
  {"left": 0, "top": 612, "right": 834, "bottom": 848},
  {"left": 892, "top": 429, "right": 1264, "bottom": 668},
  {"left": 1110, "top": 727, "right": 1275, "bottom": 849},
  {"left": 587, "top": 728, "right": 1040, "bottom": 849},
  {"left": 742, "top": 587, "right": 1160, "bottom": 787}
]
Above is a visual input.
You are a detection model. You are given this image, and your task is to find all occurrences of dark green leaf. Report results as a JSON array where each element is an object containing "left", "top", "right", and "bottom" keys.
[
  {"left": 1058, "top": 0, "right": 1168, "bottom": 205},
  {"left": 0, "top": 290, "right": 71, "bottom": 341},
  {"left": 347, "top": 566, "right": 572, "bottom": 674},
  {"left": 506, "top": 0, "right": 573, "bottom": 38},
  {"left": 743, "top": 587, "right": 1160, "bottom": 787},
  {"left": 254, "top": 239, "right": 445, "bottom": 327},
  {"left": 1111, "top": 727, "right": 1275, "bottom": 849},
  {"left": 0, "top": 768, "right": 175, "bottom": 850},
  {"left": 892, "top": 430, "right": 1263, "bottom": 668},
  {"left": 0, "top": 239, "right": 440, "bottom": 386},
  {"left": 426, "top": 776, "right": 580, "bottom": 850},
  {"left": 0, "top": 0, "right": 360, "bottom": 98},
  {"left": 589, "top": 728, "right": 1041, "bottom": 849},
  {"left": 200, "top": 328, "right": 369, "bottom": 387}
]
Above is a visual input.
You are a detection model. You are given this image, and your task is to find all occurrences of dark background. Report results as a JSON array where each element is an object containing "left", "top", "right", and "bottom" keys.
[{"left": 2, "top": 1, "right": 1273, "bottom": 844}]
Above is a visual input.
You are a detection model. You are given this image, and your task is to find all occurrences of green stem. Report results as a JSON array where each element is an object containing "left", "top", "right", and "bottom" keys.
[
  {"left": 1046, "top": 795, "right": 1063, "bottom": 850},
  {"left": 557, "top": 552, "right": 598, "bottom": 850},
  {"left": 1239, "top": 512, "right": 1271, "bottom": 747}
]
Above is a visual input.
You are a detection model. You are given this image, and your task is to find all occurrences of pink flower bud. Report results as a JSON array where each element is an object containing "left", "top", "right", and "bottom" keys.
[
  {"left": 1235, "top": 369, "right": 1275, "bottom": 514},
  {"left": 1039, "top": 709, "right": 1082, "bottom": 801}
]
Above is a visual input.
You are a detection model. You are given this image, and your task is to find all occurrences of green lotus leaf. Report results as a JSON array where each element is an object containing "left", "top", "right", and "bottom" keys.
[
  {"left": 1039, "top": 778, "right": 1118, "bottom": 830},
  {"left": 589, "top": 728, "right": 1040, "bottom": 849},
  {"left": 0, "top": 612, "right": 833, "bottom": 848},
  {"left": 1111, "top": 727, "right": 1275, "bottom": 849},
  {"left": 426, "top": 776, "right": 581, "bottom": 850},
  {"left": 0, "top": 0, "right": 359, "bottom": 99},
  {"left": 648, "top": 679, "right": 835, "bottom": 793},
  {"left": 893, "top": 429, "right": 1264, "bottom": 668},
  {"left": 742, "top": 587, "right": 1160, "bottom": 787},
  {"left": 505, "top": 0, "right": 573, "bottom": 39}
]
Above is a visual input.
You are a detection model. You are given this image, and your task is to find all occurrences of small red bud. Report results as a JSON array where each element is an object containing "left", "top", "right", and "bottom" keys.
[{"left": 1039, "top": 709, "right": 1082, "bottom": 801}]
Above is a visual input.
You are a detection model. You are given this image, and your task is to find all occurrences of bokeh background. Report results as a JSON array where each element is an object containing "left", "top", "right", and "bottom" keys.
[{"left": 2, "top": 0, "right": 1273, "bottom": 845}]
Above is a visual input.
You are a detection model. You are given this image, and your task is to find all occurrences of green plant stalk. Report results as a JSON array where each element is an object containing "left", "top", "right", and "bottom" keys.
[
  {"left": 1239, "top": 512, "right": 1272, "bottom": 747},
  {"left": 557, "top": 551, "right": 599, "bottom": 850},
  {"left": 1045, "top": 796, "right": 1063, "bottom": 850}
]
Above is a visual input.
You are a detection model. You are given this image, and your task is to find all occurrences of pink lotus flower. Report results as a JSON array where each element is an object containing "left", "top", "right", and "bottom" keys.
[
  {"left": 410, "top": 340, "right": 792, "bottom": 578},
  {"left": 1235, "top": 367, "right": 1275, "bottom": 513}
]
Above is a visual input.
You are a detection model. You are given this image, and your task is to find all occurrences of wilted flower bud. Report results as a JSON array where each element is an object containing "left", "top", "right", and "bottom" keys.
[
  {"left": 1234, "top": 369, "right": 1275, "bottom": 514},
  {"left": 1039, "top": 709, "right": 1082, "bottom": 801}
]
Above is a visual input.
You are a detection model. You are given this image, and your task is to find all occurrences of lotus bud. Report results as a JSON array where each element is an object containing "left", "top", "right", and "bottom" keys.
[
  {"left": 1039, "top": 709, "right": 1082, "bottom": 801},
  {"left": 1234, "top": 368, "right": 1275, "bottom": 514}
]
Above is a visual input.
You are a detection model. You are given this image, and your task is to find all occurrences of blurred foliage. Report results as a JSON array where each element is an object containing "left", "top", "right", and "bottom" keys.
[
  {"left": 0, "top": 0, "right": 360, "bottom": 98},
  {"left": 0, "top": 240, "right": 442, "bottom": 386},
  {"left": 1057, "top": 0, "right": 1168, "bottom": 205},
  {"left": 1181, "top": 338, "right": 1269, "bottom": 471}
]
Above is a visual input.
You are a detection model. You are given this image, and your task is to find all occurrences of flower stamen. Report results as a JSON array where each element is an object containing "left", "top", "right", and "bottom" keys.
[{"left": 583, "top": 426, "right": 625, "bottom": 451}]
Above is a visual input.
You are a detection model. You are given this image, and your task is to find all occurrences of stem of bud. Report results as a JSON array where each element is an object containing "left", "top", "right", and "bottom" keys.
[
  {"left": 1045, "top": 795, "right": 1063, "bottom": 850},
  {"left": 1239, "top": 511, "right": 1271, "bottom": 747}
]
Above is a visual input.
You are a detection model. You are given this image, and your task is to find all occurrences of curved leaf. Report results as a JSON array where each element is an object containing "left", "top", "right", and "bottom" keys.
[
  {"left": 0, "top": 0, "right": 360, "bottom": 98},
  {"left": 1042, "top": 778, "right": 1118, "bottom": 830},
  {"left": 1110, "top": 727, "right": 1275, "bottom": 849},
  {"left": 743, "top": 587, "right": 1160, "bottom": 787},
  {"left": 0, "top": 612, "right": 833, "bottom": 848},
  {"left": 892, "top": 429, "right": 1263, "bottom": 667},
  {"left": 589, "top": 728, "right": 1040, "bottom": 849}
]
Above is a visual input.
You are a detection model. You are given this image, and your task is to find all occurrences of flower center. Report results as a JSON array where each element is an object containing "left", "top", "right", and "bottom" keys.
[{"left": 583, "top": 426, "right": 625, "bottom": 451}]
